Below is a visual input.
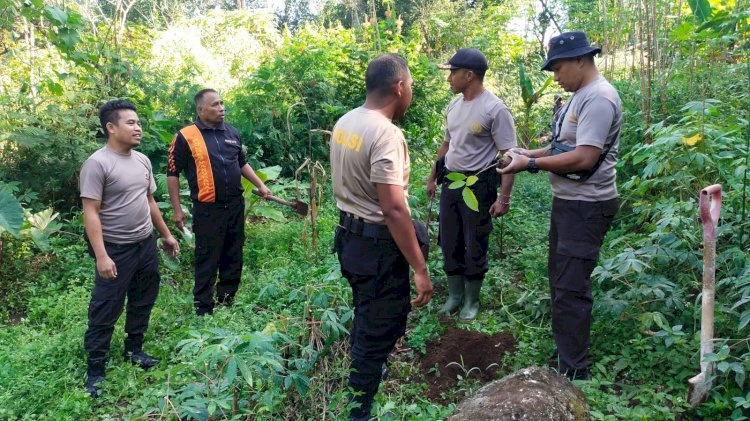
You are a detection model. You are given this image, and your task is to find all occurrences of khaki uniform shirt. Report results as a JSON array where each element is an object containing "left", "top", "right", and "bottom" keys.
[
  {"left": 330, "top": 107, "right": 410, "bottom": 224},
  {"left": 444, "top": 89, "right": 517, "bottom": 172},
  {"left": 550, "top": 75, "right": 621, "bottom": 201}
]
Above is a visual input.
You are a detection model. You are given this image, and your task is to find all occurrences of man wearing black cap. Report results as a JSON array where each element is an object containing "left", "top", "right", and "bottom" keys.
[
  {"left": 499, "top": 31, "right": 621, "bottom": 380},
  {"left": 426, "top": 48, "right": 517, "bottom": 322}
]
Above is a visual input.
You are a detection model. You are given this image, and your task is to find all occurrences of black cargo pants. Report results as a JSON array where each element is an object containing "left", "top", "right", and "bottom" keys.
[
  {"left": 192, "top": 198, "right": 245, "bottom": 315},
  {"left": 334, "top": 218, "right": 411, "bottom": 418},
  {"left": 84, "top": 234, "right": 160, "bottom": 358},
  {"left": 439, "top": 172, "right": 498, "bottom": 281},
  {"left": 548, "top": 197, "right": 617, "bottom": 373}
]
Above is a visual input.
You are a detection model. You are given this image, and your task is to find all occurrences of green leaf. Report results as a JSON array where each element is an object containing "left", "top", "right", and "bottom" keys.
[
  {"left": 0, "top": 189, "right": 24, "bottom": 236},
  {"left": 448, "top": 180, "right": 465, "bottom": 189},
  {"left": 44, "top": 5, "right": 68, "bottom": 24},
  {"left": 446, "top": 172, "right": 467, "bottom": 181},
  {"left": 465, "top": 176, "right": 478, "bottom": 186},
  {"left": 29, "top": 228, "right": 50, "bottom": 252},
  {"left": 688, "top": 0, "right": 712, "bottom": 23},
  {"left": 25, "top": 208, "right": 60, "bottom": 231},
  {"left": 739, "top": 310, "right": 750, "bottom": 330},
  {"left": 462, "top": 187, "right": 479, "bottom": 212},
  {"left": 255, "top": 205, "right": 286, "bottom": 222},
  {"left": 536, "top": 76, "right": 554, "bottom": 97},
  {"left": 256, "top": 165, "right": 282, "bottom": 183},
  {"left": 703, "top": 352, "right": 720, "bottom": 362},
  {"left": 56, "top": 27, "right": 80, "bottom": 49},
  {"left": 208, "top": 401, "right": 216, "bottom": 415},
  {"left": 518, "top": 62, "right": 534, "bottom": 104},
  {"left": 225, "top": 356, "right": 238, "bottom": 385},
  {"left": 237, "top": 358, "right": 254, "bottom": 387}
]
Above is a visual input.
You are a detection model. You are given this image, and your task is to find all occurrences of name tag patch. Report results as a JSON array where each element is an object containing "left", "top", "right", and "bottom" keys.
[{"left": 224, "top": 139, "right": 238, "bottom": 145}]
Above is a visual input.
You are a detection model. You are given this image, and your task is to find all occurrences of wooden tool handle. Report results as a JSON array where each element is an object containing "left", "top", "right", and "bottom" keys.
[{"left": 252, "top": 189, "right": 293, "bottom": 207}]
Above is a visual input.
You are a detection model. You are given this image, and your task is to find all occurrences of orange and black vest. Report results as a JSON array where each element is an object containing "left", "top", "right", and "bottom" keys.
[{"left": 167, "top": 120, "right": 247, "bottom": 203}]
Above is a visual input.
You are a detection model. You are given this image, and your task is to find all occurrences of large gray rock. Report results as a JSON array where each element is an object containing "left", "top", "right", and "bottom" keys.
[{"left": 449, "top": 366, "right": 589, "bottom": 421}]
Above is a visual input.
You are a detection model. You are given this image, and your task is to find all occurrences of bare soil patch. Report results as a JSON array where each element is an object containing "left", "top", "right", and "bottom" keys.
[{"left": 420, "top": 326, "right": 516, "bottom": 401}]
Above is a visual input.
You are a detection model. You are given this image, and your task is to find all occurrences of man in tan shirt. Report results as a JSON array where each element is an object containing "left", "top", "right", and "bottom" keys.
[
  {"left": 331, "top": 54, "right": 432, "bottom": 420},
  {"left": 500, "top": 31, "right": 621, "bottom": 380},
  {"left": 80, "top": 99, "right": 179, "bottom": 397},
  {"left": 427, "top": 48, "right": 517, "bottom": 322}
]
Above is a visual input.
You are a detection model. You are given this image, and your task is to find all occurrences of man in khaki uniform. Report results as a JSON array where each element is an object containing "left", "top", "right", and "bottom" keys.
[
  {"left": 500, "top": 31, "right": 621, "bottom": 380},
  {"left": 426, "top": 48, "right": 517, "bottom": 322},
  {"left": 331, "top": 54, "right": 432, "bottom": 421}
]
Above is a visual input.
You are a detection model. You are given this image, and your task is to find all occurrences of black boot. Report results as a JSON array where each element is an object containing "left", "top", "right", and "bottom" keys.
[
  {"left": 85, "top": 355, "right": 106, "bottom": 398},
  {"left": 124, "top": 337, "right": 160, "bottom": 369},
  {"left": 124, "top": 351, "right": 160, "bottom": 368}
]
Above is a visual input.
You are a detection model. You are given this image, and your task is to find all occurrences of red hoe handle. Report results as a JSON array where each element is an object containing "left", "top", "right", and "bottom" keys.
[{"left": 699, "top": 184, "right": 722, "bottom": 241}]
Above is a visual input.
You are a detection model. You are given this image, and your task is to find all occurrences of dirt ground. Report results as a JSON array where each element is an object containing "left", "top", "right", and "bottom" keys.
[{"left": 420, "top": 326, "right": 517, "bottom": 401}]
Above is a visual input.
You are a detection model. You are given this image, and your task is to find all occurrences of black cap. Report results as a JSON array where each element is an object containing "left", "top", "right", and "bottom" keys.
[
  {"left": 438, "top": 48, "right": 488, "bottom": 72},
  {"left": 540, "top": 31, "right": 601, "bottom": 71}
]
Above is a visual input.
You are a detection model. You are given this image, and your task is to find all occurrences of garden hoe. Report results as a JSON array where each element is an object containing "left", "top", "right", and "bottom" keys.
[
  {"left": 687, "top": 184, "right": 722, "bottom": 407},
  {"left": 252, "top": 189, "right": 309, "bottom": 217}
]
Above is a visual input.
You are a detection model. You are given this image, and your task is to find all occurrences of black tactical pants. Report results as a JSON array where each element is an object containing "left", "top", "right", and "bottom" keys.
[
  {"left": 192, "top": 198, "right": 245, "bottom": 315},
  {"left": 439, "top": 174, "right": 498, "bottom": 281},
  {"left": 548, "top": 197, "right": 617, "bottom": 373},
  {"left": 334, "top": 224, "right": 411, "bottom": 418},
  {"left": 84, "top": 234, "right": 160, "bottom": 358}
]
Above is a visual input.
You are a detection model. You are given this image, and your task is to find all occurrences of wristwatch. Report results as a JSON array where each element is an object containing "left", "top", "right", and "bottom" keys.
[{"left": 527, "top": 158, "right": 539, "bottom": 173}]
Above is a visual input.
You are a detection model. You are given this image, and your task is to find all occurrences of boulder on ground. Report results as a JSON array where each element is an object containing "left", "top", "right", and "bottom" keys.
[{"left": 449, "top": 365, "right": 589, "bottom": 421}]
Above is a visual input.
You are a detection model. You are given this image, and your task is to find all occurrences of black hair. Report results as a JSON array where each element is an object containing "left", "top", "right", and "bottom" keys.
[
  {"left": 99, "top": 99, "right": 137, "bottom": 138},
  {"left": 194, "top": 88, "right": 218, "bottom": 106},
  {"left": 471, "top": 69, "right": 486, "bottom": 81},
  {"left": 365, "top": 54, "right": 410, "bottom": 93}
]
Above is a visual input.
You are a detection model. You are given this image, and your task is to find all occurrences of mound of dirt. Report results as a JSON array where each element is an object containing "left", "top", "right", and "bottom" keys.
[{"left": 420, "top": 327, "right": 516, "bottom": 401}]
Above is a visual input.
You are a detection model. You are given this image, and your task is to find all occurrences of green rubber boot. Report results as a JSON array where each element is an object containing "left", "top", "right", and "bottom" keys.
[
  {"left": 438, "top": 275, "right": 465, "bottom": 315},
  {"left": 459, "top": 279, "right": 483, "bottom": 322}
]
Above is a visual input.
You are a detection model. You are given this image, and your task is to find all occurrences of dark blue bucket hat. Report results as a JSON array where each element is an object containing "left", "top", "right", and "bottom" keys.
[{"left": 541, "top": 31, "right": 601, "bottom": 71}]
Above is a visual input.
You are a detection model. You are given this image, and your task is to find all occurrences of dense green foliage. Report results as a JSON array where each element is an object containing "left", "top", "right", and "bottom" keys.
[{"left": 1, "top": 0, "right": 749, "bottom": 419}]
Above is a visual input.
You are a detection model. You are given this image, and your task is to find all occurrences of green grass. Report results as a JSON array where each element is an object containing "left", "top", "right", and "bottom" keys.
[{"left": 0, "top": 175, "right": 744, "bottom": 419}]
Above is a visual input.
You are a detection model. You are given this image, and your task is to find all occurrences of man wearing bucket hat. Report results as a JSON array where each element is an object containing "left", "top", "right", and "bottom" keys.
[
  {"left": 426, "top": 48, "right": 517, "bottom": 322},
  {"left": 498, "top": 31, "right": 621, "bottom": 380}
]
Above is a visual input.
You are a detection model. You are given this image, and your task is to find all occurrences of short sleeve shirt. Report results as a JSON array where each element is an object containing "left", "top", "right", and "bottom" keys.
[
  {"left": 444, "top": 90, "right": 517, "bottom": 172},
  {"left": 550, "top": 75, "right": 621, "bottom": 201},
  {"left": 330, "top": 107, "right": 410, "bottom": 224},
  {"left": 80, "top": 147, "right": 156, "bottom": 244}
]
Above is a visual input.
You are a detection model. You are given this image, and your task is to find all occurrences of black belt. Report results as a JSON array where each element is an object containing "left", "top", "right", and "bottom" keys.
[{"left": 338, "top": 211, "right": 392, "bottom": 240}]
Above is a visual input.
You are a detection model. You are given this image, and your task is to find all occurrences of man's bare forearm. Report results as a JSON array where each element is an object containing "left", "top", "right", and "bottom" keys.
[{"left": 166, "top": 176, "right": 182, "bottom": 211}]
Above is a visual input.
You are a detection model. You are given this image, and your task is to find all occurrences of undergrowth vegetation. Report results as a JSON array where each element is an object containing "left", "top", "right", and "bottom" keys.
[{"left": 1, "top": 0, "right": 749, "bottom": 419}]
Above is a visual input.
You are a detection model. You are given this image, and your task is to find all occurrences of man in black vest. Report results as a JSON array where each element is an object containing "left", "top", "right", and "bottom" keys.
[{"left": 167, "top": 89, "right": 271, "bottom": 316}]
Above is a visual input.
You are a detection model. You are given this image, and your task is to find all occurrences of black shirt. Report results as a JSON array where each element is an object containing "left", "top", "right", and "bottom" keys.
[{"left": 167, "top": 119, "right": 248, "bottom": 203}]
